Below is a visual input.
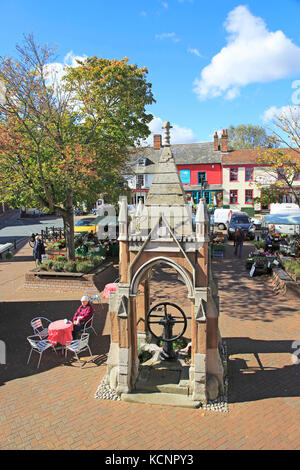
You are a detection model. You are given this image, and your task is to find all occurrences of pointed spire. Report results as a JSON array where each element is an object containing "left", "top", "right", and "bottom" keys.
[{"left": 195, "top": 198, "right": 209, "bottom": 223}]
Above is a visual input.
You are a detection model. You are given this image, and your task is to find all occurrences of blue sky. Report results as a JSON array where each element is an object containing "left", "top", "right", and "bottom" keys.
[{"left": 1, "top": 0, "right": 300, "bottom": 144}]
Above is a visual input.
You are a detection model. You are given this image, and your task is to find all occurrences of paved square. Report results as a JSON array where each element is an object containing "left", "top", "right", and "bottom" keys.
[{"left": 0, "top": 240, "right": 299, "bottom": 450}]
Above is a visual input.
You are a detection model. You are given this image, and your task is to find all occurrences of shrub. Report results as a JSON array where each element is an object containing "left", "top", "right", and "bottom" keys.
[
  {"left": 89, "top": 255, "right": 104, "bottom": 267},
  {"left": 40, "top": 259, "right": 53, "bottom": 271},
  {"left": 5, "top": 250, "right": 14, "bottom": 260},
  {"left": 76, "top": 260, "right": 94, "bottom": 274},
  {"left": 64, "top": 261, "right": 77, "bottom": 273},
  {"left": 52, "top": 261, "right": 65, "bottom": 272},
  {"left": 254, "top": 240, "right": 265, "bottom": 250}
]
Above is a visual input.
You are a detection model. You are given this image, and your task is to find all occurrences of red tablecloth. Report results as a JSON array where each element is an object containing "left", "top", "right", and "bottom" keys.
[
  {"left": 103, "top": 283, "right": 117, "bottom": 299},
  {"left": 48, "top": 320, "right": 73, "bottom": 346}
]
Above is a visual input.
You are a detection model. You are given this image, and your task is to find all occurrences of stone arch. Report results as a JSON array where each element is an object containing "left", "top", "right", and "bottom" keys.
[{"left": 130, "top": 256, "right": 194, "bottom": 298}]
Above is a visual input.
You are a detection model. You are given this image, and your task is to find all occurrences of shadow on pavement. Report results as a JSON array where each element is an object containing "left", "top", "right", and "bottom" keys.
[
  {"left": 226, "top": 336, "right": 300, "bottom": 403},
  {"left": 0, "top": 299, "right": 110, "bottom": 386}
]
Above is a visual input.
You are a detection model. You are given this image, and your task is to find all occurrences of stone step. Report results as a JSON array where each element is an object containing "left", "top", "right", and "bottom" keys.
[
  {"left": 135, "top": 381, "right": 189, "bottom": 395},
  {"left": 121, "top": 392, "right": 201, "bottom": 409}
]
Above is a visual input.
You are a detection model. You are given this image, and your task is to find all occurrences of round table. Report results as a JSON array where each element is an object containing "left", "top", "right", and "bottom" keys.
[
  {"left": 103, "top": 283, "right": 117, "bottom": 299},
  {"left": 48, "top": 320, "right": 73, "bottom": 346}
]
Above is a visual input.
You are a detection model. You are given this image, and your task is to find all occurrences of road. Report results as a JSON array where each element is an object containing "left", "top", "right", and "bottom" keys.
[{"left": 0, "top": 210, "right": 64, "bottom": 245}]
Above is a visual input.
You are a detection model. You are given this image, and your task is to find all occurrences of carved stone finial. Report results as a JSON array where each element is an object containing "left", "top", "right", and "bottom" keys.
[{"left": 162, "top": 121, "right": 173, "bottom": 147}]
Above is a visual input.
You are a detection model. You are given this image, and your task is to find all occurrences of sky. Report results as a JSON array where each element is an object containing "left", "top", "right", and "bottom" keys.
[{"left": 1, "top": 0, "right": 300, "bottom": 144}]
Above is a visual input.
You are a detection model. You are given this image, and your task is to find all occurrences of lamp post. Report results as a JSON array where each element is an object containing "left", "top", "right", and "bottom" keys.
[{"left": 200, "top": 180, "right": 208, "bottom": 202}]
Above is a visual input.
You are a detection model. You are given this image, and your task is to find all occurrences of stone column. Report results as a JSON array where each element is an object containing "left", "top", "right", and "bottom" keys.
[{"left": 136, "top": 278, "right": 151, "bottom": 346}]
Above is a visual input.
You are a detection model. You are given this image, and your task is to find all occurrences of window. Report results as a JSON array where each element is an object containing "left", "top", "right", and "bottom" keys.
[
  {"left": 278, "top": 168, "right": 285, "bottom": 180},
  {"left": 180, "top": 169, "right": 191, "bottom": 184},
  {"left": 136, "top": 174, "right": 145, "bottom": 188},
  {"left": 137, "top": 158, "right": 146, "bottom": 167},
  {"left": 230, "top": 168, "right": 238, "bottom": 181},
  {"left": 198, "top": 171, "right": 206, "bottom": 184},
  {"left": 245, "top": 168, "right": 254, "bottom": 181},
  {"left": 245, "top": 189, "right": 253, "bottom": 204},
  {"left": 229, "top": 189, "right": 238, "bottom": 204}
]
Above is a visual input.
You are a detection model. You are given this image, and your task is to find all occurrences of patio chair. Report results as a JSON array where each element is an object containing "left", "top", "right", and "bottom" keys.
[
  {"left": 64, "top": 333, "right": 93, "bottom": 367},
  {"left": 27, "top": 335, "right": 57, "bottom": 369},
  {"left": 30, "top": 317, "right": 52, "bottom": 339},
  {"left": 83, "top": 315, "right": 97, "bottom": 335}
]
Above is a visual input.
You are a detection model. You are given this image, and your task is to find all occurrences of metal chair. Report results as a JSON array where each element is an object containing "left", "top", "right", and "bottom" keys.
[
  {"left": 64, "top": 333, "right": 93, "bottom": 367},
  {"left": 83, "top": 315, "right": 97, "bottom": 335},
  {"left": 30, "top": 317, "right": 52, "bottom": 339},
  {"left": 27, "top": 335, "right": 57, "bottom": 368}
]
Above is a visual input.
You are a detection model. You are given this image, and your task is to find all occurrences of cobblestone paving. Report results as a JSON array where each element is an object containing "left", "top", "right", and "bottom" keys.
[{"left": 0, "top": 240, "right": 299, "bottom": 450}]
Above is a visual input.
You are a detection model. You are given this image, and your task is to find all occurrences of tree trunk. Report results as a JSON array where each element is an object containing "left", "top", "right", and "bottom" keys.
[{"left": 62, "top": 191, "right": 75, "bottom": 260}]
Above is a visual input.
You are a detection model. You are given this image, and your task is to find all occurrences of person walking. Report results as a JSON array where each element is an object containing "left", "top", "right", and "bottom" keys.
[
  {"left": 234, "top": 227, "right": 244, "bottom": 258},
  {"left": 33, "top": 235, "right": 45, "bottom": 266}
]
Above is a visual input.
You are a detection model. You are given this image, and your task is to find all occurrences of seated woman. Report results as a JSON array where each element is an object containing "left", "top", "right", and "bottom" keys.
[{"left": 72, "top": 296, "right": 94, "bottom": 339}]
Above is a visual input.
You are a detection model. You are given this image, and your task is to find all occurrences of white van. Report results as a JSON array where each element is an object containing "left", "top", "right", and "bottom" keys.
[
  {"left": 212, "top": 208, "right": 232, "bottom": 230},
  {"left": 270, "top": 203, "right": 300, "bottom": 214}
]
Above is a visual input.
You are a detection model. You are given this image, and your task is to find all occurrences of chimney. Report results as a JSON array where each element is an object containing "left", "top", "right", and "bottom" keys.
[
  {"left": 221, "top": 129, "right": 228, "bottom": 152},
  {"left": 153, "top": 134, "right": 162, "bottom": 150},
  {"left": 214, "top": 131, "right": 219, "bottom": 151}
]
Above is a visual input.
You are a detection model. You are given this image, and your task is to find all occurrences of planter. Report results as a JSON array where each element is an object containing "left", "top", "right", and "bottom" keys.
[{"left": 24, "top": 261, "right": 115, "bottom": 292}]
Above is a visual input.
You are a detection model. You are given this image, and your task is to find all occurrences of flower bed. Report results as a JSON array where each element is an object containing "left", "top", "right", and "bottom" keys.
[{"left": 39, "top": 253, "right": 106, "bottom": 274}]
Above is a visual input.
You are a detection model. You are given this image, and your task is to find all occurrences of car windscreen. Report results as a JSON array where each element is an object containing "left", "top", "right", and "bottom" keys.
[
  {"left": 75, "top": 218, "right": 96, "bottom": 226},
  {"left": 231, "top": 216, "right": 250, "bottom": 224}
]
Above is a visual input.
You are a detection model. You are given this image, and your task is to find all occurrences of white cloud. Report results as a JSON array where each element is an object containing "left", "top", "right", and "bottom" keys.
[
  {"left": 187, "top": 47, "right": 202, "bottom": 57},
  {"left": 262, "top": 104, "right": 300, "bottom": 122},
  {"left": 155, "top": 32, "right": 180, "bottom": 43},
  {"left": 194, "top": 5, "right": 300, "bottom": 100},
  {"left": 44, "top": 51, "right": 87, "bottom": 86},
  {"left": 142, "top": 116, "right": 196, "bottom": 145}
]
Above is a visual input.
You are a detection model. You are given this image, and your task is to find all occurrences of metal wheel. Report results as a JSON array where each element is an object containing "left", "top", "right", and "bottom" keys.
[{"left": 146, "top": 302, "right": 187, "bottom": 343}]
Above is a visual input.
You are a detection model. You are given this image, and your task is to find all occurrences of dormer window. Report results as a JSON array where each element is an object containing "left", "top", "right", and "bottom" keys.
[{"left": 137, "top": 158, "right": 146, "bottom": 167}]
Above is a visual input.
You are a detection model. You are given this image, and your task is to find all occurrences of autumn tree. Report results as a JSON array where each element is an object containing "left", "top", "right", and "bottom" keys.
[
  {"left": 227, "top": 124, "right": 278, "bottom": 150},
  {"left": 0, "top": 34, "right": 154, "bottom": 259},
  {"left": 255, "top": 106, "right": 300, "bottom": 206}
]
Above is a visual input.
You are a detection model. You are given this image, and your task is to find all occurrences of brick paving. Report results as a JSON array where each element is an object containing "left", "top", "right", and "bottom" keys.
[{"left": 0, "top": 239, "right": 299, "bottom": 450}]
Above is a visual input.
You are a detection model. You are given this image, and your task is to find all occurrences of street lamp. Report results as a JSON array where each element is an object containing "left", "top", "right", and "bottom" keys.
[{"left": 200, "top": 180, "right": 208, "bottom": 201}]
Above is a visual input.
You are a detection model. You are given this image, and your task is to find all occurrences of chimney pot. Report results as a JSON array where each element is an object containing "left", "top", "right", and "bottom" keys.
[
  {"left": 214, "top": 131, "right": 219, "bottom": 151},
  {"left": 221, "top": 129, "right": 228, "bottom": 152},
  {"left": 153, "top": 134, "right": 162, "bottom": 150}
]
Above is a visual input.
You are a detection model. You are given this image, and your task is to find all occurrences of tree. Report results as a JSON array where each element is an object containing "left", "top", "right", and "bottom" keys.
[
  {"left": 227, "top": 124, "right": 278, "bottom": 150},
  {"left": 255, "top": 106, "right": 300, "bottom": 206},
  {"left": 0, "top": 34, "right": 155, "bottom": 259}
]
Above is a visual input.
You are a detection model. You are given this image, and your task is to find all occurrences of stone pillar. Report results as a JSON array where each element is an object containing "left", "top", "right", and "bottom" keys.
[{"left": 136, "top": 278, "right": 151, "bottom": 346}]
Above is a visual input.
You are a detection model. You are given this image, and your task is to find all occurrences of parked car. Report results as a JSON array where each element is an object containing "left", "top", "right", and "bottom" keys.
[
  {"left": 227, "top": 212, "right": 256, "bottom": 240},
  {"left": 212, "top": 208, "right": 232, "bottom": 230},
  {"left": 250, "top": 217, "right": 262, "bottom": 229},
  {"left": 74, "top": 216, "right": 101, "bottom": 234}
]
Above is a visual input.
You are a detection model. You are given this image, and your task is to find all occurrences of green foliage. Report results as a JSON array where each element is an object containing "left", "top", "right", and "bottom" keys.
[
  {"left": 227, "top": 124, "right": 278, "bottom": 150},
  {"left": 138, "top": 350, "right": 153, "bottom": 364},
  {"left": 76, "top": 260, "right": 94, "bottom": 274},
  {"left": 0, "top": 34, "right": 155, "bottom": 260},
  {"left": 39, "top": 259, "right": 53, "bottom": 271},
  {"left": 241, "top": 207, "right": 255, "bottom": 217},
  {"left": 52, "top": 261, "right": 65, "bottom": 272},
  {"left": 64, "top": 261, "right": 77, "bottom": 273},
  {"left": 254, "top": 240, "right": 265, "bottom": 250},
  {"left": 5, "top": 250, "right": 13, "bottom": 260}
]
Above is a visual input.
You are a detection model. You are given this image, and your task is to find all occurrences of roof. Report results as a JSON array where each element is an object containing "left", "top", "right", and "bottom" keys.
[
  {"left": 222, "top": 148, "right": 300, "bottom": 165},
  {"left": 129, "top": 142, "right": 222, "bottom": 173}
]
